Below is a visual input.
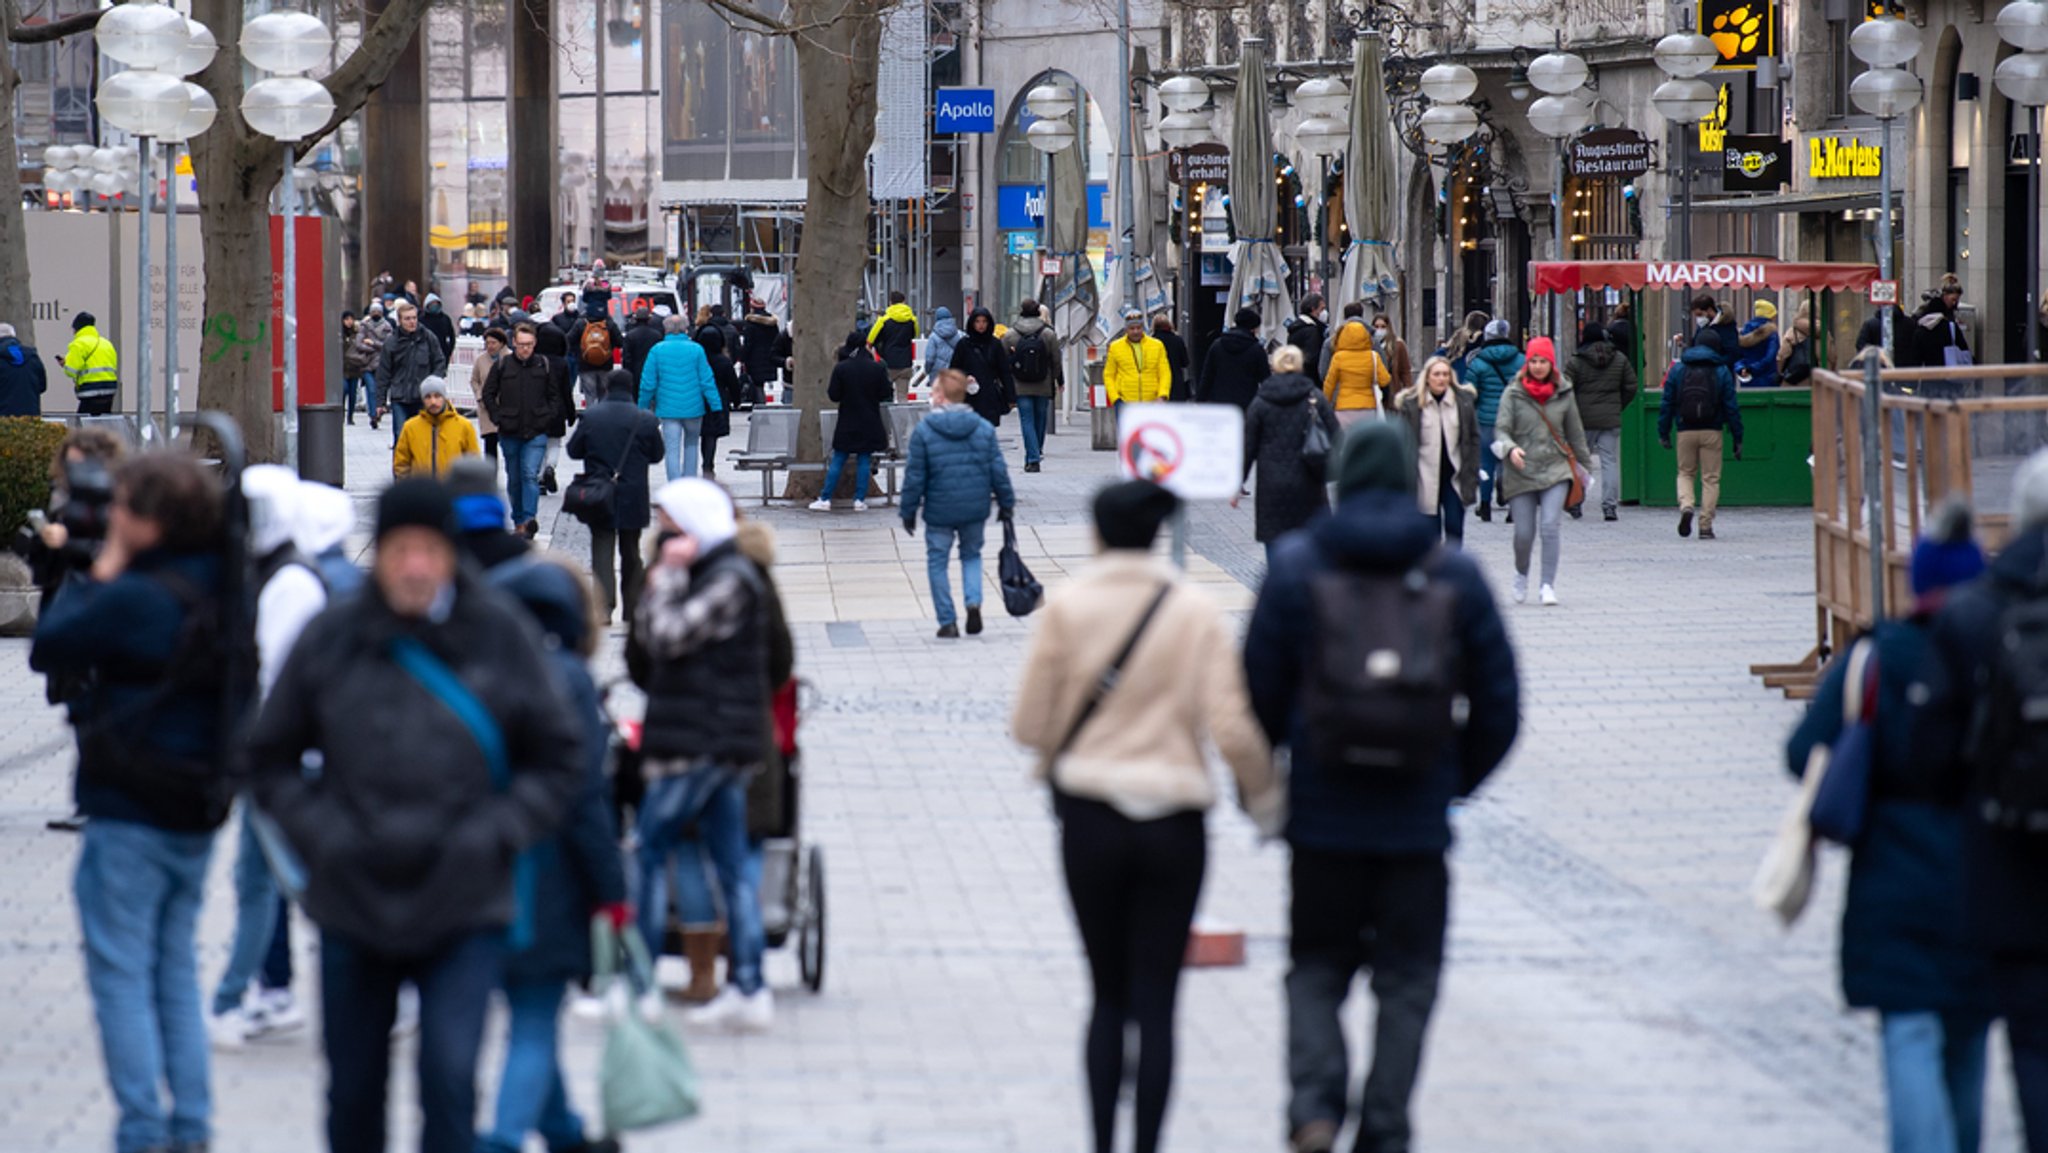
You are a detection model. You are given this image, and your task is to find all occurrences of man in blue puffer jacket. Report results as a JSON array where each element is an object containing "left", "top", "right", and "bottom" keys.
[
  {"left": 639, "top": 315, "right": 723, "bottom": 481},
  {"left": 1462, "top": 319, "right": 1524, "bottom": 520},
  {"left": 902, "top": 369, "right": 1015, "bottom": 639}
]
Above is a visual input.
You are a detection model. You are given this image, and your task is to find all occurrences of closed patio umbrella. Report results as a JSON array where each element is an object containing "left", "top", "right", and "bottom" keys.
[
  {"left": 1045, "top": 133, "right": 1099, "bottom": 359},
  {"left": 1337, "top": 34, "right": 1400, "bottom": 319},
  {"left": 1227, "top": 38, "right": 1291, "bottom": 347}
]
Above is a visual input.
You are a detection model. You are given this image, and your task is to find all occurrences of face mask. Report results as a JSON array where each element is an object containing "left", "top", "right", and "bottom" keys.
[
  {"left": 1694, "top": 315, "right": 1709, "bottom": 329},
  {"left": 1317, "top": 310, "right": 1329, "bottom": 323}
]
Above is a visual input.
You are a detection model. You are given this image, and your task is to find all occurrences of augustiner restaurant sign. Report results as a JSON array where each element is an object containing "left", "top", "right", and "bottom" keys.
[{"left": 1808, "top": 134, "right": 1883, "bottom": 180}]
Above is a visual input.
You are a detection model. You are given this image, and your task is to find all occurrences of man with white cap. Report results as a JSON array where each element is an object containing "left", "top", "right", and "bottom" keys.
[{"left": 628, "top": 477, "right": 776, "bottom": 1031}]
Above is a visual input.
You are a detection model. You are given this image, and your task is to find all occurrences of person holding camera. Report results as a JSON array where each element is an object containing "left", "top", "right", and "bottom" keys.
[{"left": 29, "top": 451, "right": 234, "bottom": 1153}]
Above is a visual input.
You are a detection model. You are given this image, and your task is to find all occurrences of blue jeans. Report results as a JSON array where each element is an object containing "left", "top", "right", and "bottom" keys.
[
  {"left": 322, "top": 929, "right": 503, "bottom": 1153},
  {"left": 211, "top": 806, "right": 279, "bottom": 1015},
  {"left": 636, "top": 767, "right": 765, "bottom": 994},
  {"left": 823, "top": 451, "right": 873, "bottom": 499},
  {"left": 1881, "top": 1011, "right": 1990, "bottom": 1153},
  {"left": 500, "top": 434, "right": 546, "bottom": 527},
  {"left": 478, "top": 981, "right": 587, "bottom": 1153},
  {"left": 390, "top": 399, "right": 420, "bottom": 446},
  {"left": 1477, "top": 420, "right": 1497, "bottom": 510},
  {"left": 75, "top": 818, "right": 218, "bottom": 1153},
  {"left": 360, "top": 373, "right": 380, "bottom": 422},
  {"left": 925, "top": 519, "right": 986, "bottom": 628},
  {"left": 1017, "top": 395, "right": 1051, "bottom": 463},
  {"left": 660, "top": 416, "right": 703, "bottom": 481},
  {"left": 1436, "top": 483, "right": 1467, "bottom": 549},
  {"left": 262, "top": 894, "right": 292, "bottom": 990}
]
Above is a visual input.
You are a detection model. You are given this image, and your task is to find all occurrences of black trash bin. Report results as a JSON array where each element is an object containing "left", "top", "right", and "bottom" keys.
[{"left": 298, "top": 403, "right": 344, "bottom": 487}]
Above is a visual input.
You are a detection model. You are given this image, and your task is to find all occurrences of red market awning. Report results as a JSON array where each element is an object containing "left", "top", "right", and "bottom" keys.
[{"left": 1528, "top": 260, "right": 1881, "bottom": 295}]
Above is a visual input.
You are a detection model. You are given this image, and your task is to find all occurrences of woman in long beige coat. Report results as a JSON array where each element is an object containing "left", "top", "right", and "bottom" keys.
[
  {"left": 1011, "top": 479, "right": 1279, "bottom": 1153},
  {"left": 469, "top": 326, "right": 506, "bottom": 461}
]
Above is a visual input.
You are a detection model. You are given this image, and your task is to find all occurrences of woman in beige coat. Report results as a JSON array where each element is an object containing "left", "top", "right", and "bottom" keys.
[
  {"left": 1011, "top": 479, "right": 1280, "bottom": 1153},
  {"left": 469, "top": 326, "right": 506, "bottom": 461}
]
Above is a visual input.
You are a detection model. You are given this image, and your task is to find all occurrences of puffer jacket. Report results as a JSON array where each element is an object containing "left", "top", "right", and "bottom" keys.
[
  {"left": 1566, "top": 339, "right": 1639, "bottom": 431},
  {"left": 341, "top": 324, "right": 379, "bottom": 378},
  {"left": 1242, "top": 372, "right": 1341, "bottom": 543},
  {"left": 867, "top": 303, "right": 920, "bottom": 369},
  {"left": 0, "top": 335, "right": 47, "bottom": 416},
  {"left": 1102, "top": 334, "right": 1169, "bottom": 404},
  {"left": 247, "top": 572, "right": 583, "bottom": 957},
  {"left": 1321, "top": 321, "right": 1388, "bottom": 412},
  {"left": 1464, "top": 339, "right": 1523, "bottom": 428},
  {"left": 1492, "top": 377, "right": 1594, "bottom": 503},
  {"left": 926, "top": 308, "right": 963, "bottom": 373},
  {"left": 901, "top": 406, "right": 1015, "bottom": 529},
  {"left": 392, "top": 406, "right": 481, "bottom": 478},
  {"left": 489, "top": 559, "right": 627, "bottom": 986},
  {"left": 1196, "top": 327, "right": 1270, "bottom": 410},
  {"left": 639, "top": 333, "right": 722, "bottom": 420}
]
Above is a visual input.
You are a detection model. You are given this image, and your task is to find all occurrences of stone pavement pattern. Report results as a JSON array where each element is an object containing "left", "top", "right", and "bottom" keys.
[{"left": 0, "top": 409, "right": 2025, "bottom": 1150}]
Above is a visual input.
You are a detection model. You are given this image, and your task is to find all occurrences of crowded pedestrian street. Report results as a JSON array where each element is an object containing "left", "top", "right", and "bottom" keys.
[{"left": 0, "top": 412, "right": 2020, "bottom": 1152}]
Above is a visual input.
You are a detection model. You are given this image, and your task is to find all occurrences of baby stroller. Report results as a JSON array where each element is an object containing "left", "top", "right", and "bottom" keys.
[{"left": 604, "top": 679, "right": 824, "bottom": 993}]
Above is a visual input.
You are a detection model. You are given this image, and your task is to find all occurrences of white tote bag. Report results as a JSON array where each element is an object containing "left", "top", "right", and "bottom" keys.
[{"left": 1751, "top": 640, "right": 1870, "bottom": 925}]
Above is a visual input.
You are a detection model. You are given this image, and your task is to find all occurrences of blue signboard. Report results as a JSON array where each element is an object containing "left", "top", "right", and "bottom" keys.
[
  {"left": 996, "top": 184, "right": 1110, "bottom": 231},
  {"left": 934, "top": 88, "right": 998, "bottom": 134}
]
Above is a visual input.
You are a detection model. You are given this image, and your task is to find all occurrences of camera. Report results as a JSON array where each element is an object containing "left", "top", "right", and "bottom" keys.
[{"left": 59, "top": 456, "right": 114, "bottom": 542}]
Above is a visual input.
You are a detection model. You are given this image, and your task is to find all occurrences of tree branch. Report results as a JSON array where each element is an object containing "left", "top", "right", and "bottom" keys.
[
  {"left": 7, "top": 8, "right": 101, "bottom": 43},
  {"left": 300, "top": 0, "right": 438, "bottom": 151},
  {"left": 701, "top": 0, "right": 794, "bottom": 35}
]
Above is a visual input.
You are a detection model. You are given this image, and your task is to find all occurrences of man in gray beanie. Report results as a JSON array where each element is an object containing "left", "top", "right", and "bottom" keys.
[{"left": 1242, "top": 418, "right": 1521, "bottom": 1153}]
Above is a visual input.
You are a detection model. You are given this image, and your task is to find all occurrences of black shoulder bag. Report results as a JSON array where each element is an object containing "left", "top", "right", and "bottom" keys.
[{"left": 563, "top": 432, "right": 632, "bottom": 528}]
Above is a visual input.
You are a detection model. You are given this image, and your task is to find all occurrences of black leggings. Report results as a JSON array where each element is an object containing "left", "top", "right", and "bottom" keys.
[{"left": 1056, "top": 791, "right": 1206, "bottom": 1153}]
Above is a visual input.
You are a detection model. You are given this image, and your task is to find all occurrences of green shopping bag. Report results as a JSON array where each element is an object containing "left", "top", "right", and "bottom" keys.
[{"left": 591, "top": 917, "right": 702, "bottom": 1133}]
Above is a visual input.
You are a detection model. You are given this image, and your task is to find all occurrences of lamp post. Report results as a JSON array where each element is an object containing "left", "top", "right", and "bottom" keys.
[
  {"left": 1998, "top": 0, "right": 2048, "bottom": 363},
  {"left": 1293, "top": 76, "right": 1350, "bottom": 303},
  {"left": 160, "top": 18, "right": 219, "bottom": 443},
  {"left": 1526, "top": 48, "right": 1590, "bottom": 338},
  {"left": 241, "top": 9, "right": 336, "bottom": 472},
  {"left": 1025, "top": 82, "right": 1077, "bottom": 415},
  {"left": 1849, "top": 14, "right": 1922, "bottom": 623},
  {"left": 1651, "top": 18, "right": 1719, "bottom": 263},
  {"left": 1159, "top": 76, "right": 1214, "bottom": 352},
  {"left": 1419, "top": 64, "right": 1481, "bottom": 334}
]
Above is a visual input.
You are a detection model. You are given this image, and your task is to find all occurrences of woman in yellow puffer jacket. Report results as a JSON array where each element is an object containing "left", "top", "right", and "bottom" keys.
[{"left": 1321, "top": 319, "right": 1390, "bottom": 424}]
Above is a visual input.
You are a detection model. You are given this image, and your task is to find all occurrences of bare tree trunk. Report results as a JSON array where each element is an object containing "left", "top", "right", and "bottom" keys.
[
  {"left": 0, "top": 0, "right": 36, "bottom": 329},
  {"left": 783, "top": 0, "right": 884, "bottom": 498}
]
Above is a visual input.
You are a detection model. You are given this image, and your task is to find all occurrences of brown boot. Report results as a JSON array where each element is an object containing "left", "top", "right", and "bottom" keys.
[{"left": 679, "top": 926, "right": 726, "bottom": 1004}]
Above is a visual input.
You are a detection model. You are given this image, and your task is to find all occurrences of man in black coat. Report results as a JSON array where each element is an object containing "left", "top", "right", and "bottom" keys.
[
  {"left": 0, "top": 322, "right": 48, "bottom": 415},
  {"left": 568, "top": 370, "right": 666, "bottom": 620},
  {"left": 739, "top": 302, "right": 783, "bottom": 396},
  {"left": 808, "top": 339, "right": 893, "bottom": 509},
  {"left": 1285, "top": 294, "right": 1328, "bottom": 378},
  {"left": 1198, "top": 307, "right": 1272, "bottom": 411},
  {"left": 248, "top": 479, "right": 581, "bottom": 1153},
  {"left": 1151, "top": 315, "right": 1191, "bottom": 402},
  {"left": 482, "top": 322, "right": 561, "bottom": 535},
  {"left": 419, "top": 294, "right": 458, "bottom": 359},
  {"left": 548, "top": 293, "right": 582, "bottom": 342},
  {"left": 619, "top": 301, "right": 664, "bottom": 399}
]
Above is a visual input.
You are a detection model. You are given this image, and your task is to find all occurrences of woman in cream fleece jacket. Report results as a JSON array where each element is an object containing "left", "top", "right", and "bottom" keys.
[{"left": 1010, "top": 480, "right": 1280, "bottom": 1153}]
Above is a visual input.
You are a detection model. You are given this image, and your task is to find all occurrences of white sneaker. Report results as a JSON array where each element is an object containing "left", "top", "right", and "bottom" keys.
[
  {"left": 391, "top": 985, "right": 420, "bottom": 1039},
  {"left": 1511, "top": 575, "right": 1528, "bottom": 604},
  {"left": 806, "top": 499, "right": 832, "bottom": 512},
  {"left": 684, "top": 985, "right": 748, "bottom": 1029},
  {"left": 207, "top": 1007, "right": 257, "bottom": 1050},
  {"left": 853, "top": 500, "right": 869, "bottom": 512},
  {"left": 735, "top": 987, "right": 774, "bottom": 1033},
  {"left": 1540, "top": 584, "right": 1559, "bottom": 607},
  {"left": 252, "top": 989, "right": 305, "bottom": 1037}
]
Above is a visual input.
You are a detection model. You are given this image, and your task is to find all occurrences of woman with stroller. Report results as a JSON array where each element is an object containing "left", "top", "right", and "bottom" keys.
[{"left": 1011, "top": 480, "right": 1281, "bottom": 1153}]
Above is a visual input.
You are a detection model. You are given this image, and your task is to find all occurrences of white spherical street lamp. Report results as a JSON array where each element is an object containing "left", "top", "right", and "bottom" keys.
[
  {"left": 1850, "top": 66, "right": 1924, "bottom": 119},
  {"left": 1026, "top": 117, "right": 1077, "bottom": 154},
  {"left": 1527, "top": 93, "right": 1592, "bottom": 139},
  {"left": 2001, "top": 0, "right": 2048, "bottom": 52},
  {"left": 96, "top": 69, "right": 193, "bottom": 138},
  {"left": 95, "top": 1, "right": 192, "bottom": 70},
  {"left": 1295, "top": 114, "right": 1349, "bottom": 157},
  {"left": 170, "top": 19, "right": 218, "bottom": 78},
  {"left": 1651, "top": 77, "right": 1719, "bottom": 123},
  {"left": 1652, "top": 29, "right": 1719, "bottom": 79},
  {"left": 1418, "top": 63, "right": 1478, "bottom": 104},
  {"left": 1998, "top": 47, "right": 2048, "bottom": 106},
  {"left": 1025, "top": 84, "right": 1077, "bottom": 123},
  {"left": 163, "top": 83, "right": 219, "bottom": 144},
  {"left": 240, "top": 10, "right": 334, "bottom": 75},
  {"left": 1527, "top": 51, "right": 1589, "bottom": 96},
  {"left": 1158, "top": 109, "right": 1213, "bottom": 149},
  {"left": 1292, "top": 76, "right": 1350, "bottom": 118},
  {"left": 1849, "top": 17, "right": 1923, "bottom": 70},
  {"left": 241, "top": 75, "right": 337, "bottom": 141},
  {"left": 1159, "top": 75, "right": 1210, "bottom": 114},
  {"left": 1418, "top": 103, "right": 1480, "bottom": 146}
]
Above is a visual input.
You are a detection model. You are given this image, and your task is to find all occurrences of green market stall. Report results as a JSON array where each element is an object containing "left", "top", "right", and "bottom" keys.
[{"left": 1528, "top": 258, "right": 1880, "bottom": 508}]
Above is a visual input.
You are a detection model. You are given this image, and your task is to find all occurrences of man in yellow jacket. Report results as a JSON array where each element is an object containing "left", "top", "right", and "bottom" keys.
[
  {"left": 62, "top": 312, "right": 120, "bottom": 415},
  {"left": 393, "top": 376, "right": 481, "bottom": 478},
  {"left": 1103, "top": 311, "right": 1169, "bottom": 408}
]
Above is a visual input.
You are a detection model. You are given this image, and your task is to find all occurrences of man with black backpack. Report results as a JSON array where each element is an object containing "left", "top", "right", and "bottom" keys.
[
  {"left": 1928, "top": 448, "right": 2048, "bottom": 1150},
  {"left": 1242, "top": 422, "right": 1520, "bottom": 1153},
  {"left": 1003, "top": 299, "right": 1063, "bottom": 473},
  {"left": 1658, "top": 327, "right": 1743, "bottom": 541},
  {"left": 31, "top": 450, "right": 239, "bottom": 1153}
]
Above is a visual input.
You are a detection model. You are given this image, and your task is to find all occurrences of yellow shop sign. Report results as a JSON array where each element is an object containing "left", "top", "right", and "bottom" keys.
[{"left": 1810, "top": 135, "right": 1883, "bottom": 179}]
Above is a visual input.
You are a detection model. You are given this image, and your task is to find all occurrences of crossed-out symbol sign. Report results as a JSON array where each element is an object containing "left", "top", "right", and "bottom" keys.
[{"left": 1120, "top": 422, "right": 1185, "bottom": 485}]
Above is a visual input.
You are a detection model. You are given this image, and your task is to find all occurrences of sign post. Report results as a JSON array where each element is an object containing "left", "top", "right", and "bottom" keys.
[{"left": 1116, "top": 403, "right": 1245, "bottom": 569}]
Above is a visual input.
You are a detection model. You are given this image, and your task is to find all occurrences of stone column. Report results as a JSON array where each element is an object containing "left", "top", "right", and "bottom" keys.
[
  {"left": 360, "top": 0, "right": 426, "bottom": 296},
  {"left": 508, "top": 0, "right": 557, "bottom": 294}
]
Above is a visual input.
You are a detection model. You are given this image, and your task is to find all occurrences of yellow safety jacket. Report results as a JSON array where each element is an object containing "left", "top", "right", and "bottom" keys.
[{"left": 63, "top": 326, "right": 119, "bottom": 400}]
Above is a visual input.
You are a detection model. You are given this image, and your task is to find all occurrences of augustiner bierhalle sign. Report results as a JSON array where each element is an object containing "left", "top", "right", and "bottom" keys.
[{"left": 1568, "top": 128, "right": 1652, "bottom": 180}]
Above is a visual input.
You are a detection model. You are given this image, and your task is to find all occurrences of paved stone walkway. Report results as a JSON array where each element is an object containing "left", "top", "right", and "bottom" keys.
[{"left": 0, "top": 407, "right": 2024, "bottom": 1151}]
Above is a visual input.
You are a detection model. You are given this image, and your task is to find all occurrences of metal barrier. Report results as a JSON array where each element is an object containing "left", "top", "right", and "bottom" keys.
[{"left": 1754, "top": 364, "right": 2048, "bottom": 697}]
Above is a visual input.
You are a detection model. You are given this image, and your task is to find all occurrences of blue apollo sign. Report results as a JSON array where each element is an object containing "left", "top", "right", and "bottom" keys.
[
  {"left": 934, "top": 88, "right": 998, "bottom": 134},
  {"left": 996, "top": 184, "right": 1110, "bottom": 231}
]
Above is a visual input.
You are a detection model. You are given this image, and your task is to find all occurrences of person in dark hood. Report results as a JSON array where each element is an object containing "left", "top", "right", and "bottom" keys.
[
  {"left": 951, "top": 307, "right": 1016, "bottom": 429},
  {"left": 1234, "top": 344, "right": 1340, "bottom": 556},
  {"left": 419, "top": 293, "right": 458, "bottom": 359},
  {"left": 1243, "top": 422, "right": 1519, "bottom": 1153},
  {"left": 1152, "top": 315, "right": 1191, "bottom": 402},
  {"left": 1286, "top": 294, "right": 1328, "bottom": 378},
  {"left": 692, "top": 324, "right": 741, "bottom": 480},
  {"left": 739, "top": 300, "right": 783, "bottom": 395},
  {"left": 620, "top": 299, "right": 664, "bottom": 397},
  {"left": 1197, "top": 308, "right": 1271, "bottom": 412},
  {"left": 1567, "top": 323, "right": 1638, "bottom": 523},
  {"left": 0, "top": 321, "right": 48, "bottom": 416},
  {"left": 925, "top": 305, "right": 963, "bottom": 373}
]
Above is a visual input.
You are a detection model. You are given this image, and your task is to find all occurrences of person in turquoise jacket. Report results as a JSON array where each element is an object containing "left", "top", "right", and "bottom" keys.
[
  {"left": 1462, "top": 319, "right": 1524, "bottom": 520},
  {"left": 639, "top": 316, "right": 723, "bottom": 480}
]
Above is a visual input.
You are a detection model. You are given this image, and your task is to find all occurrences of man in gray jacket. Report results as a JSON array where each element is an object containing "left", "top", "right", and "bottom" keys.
[{"left": 1001, "top": 299, "right": 1063, "bottom": 473}]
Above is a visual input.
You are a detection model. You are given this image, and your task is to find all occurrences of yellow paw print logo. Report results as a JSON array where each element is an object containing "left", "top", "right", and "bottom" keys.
[{"left": 1710, "top": 5, "right": 1764, "bottom": 60}]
